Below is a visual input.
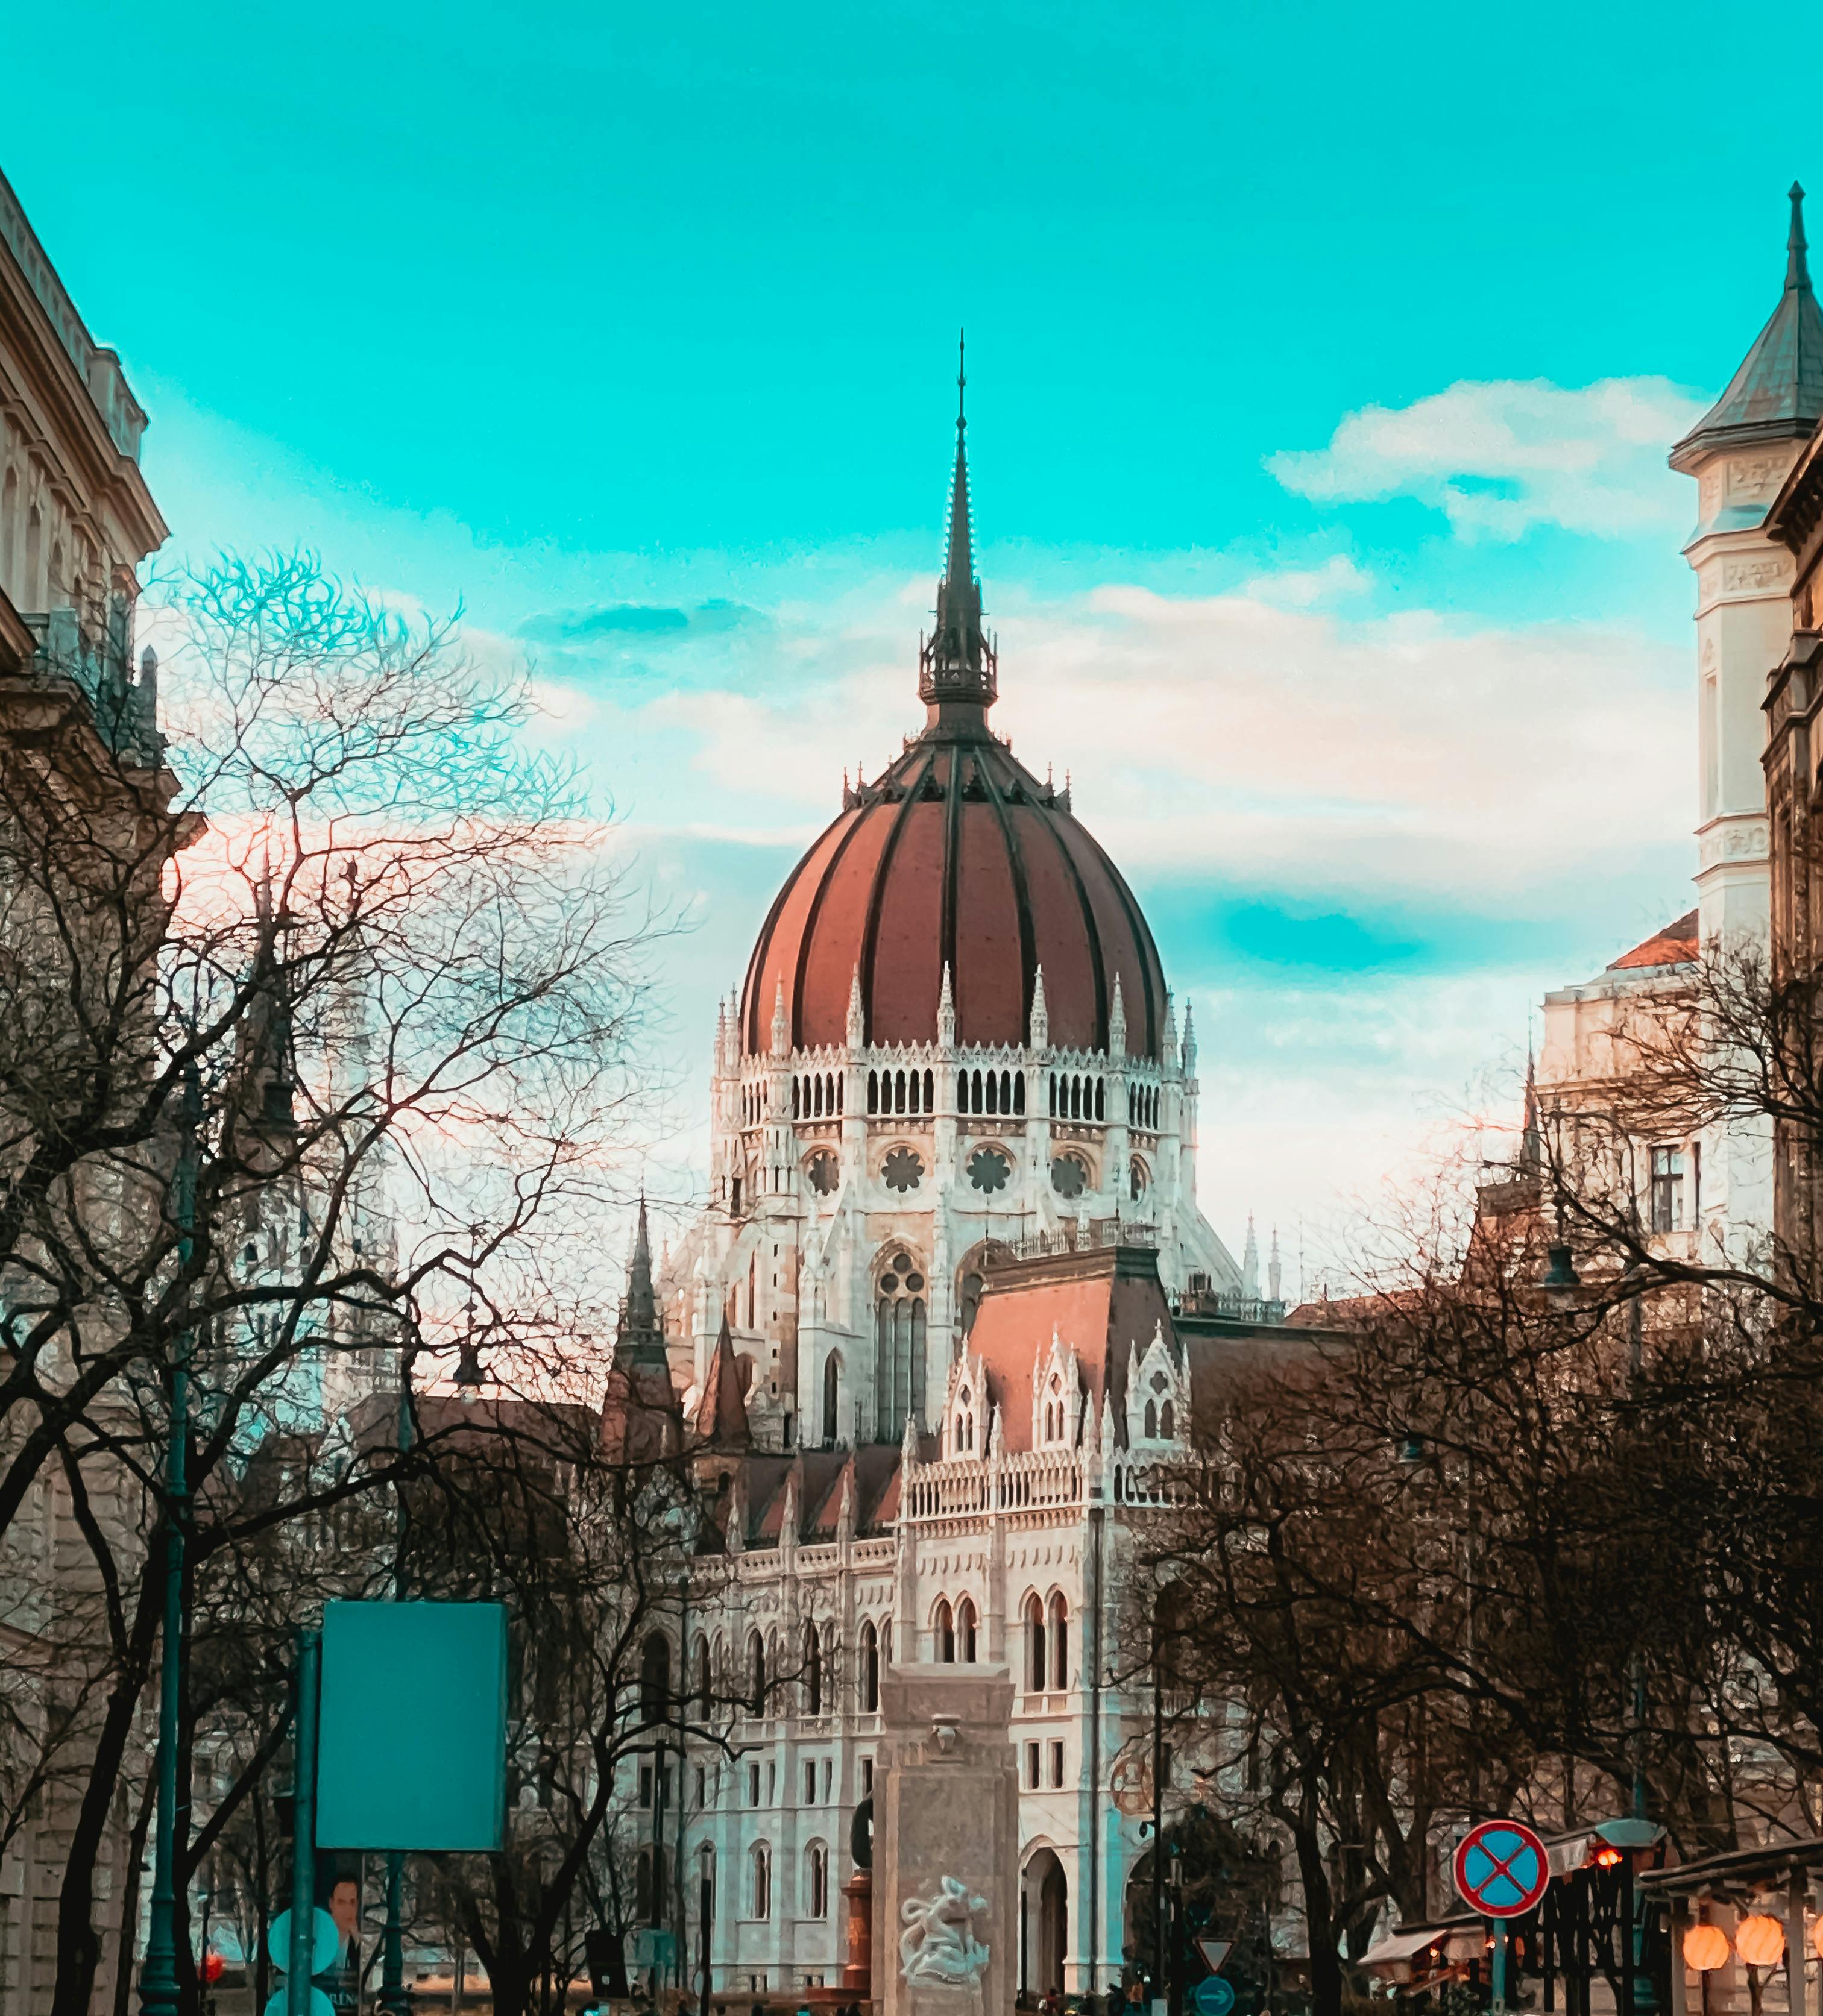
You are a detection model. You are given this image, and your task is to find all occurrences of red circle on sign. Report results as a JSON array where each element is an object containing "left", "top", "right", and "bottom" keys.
[{"left": 1453, "top": 1819, "right": 1549, "bottom": 1918}]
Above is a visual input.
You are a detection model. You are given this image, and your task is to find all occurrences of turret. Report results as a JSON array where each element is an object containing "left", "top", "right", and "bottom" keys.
[{"left": 1671, "top": 182, "right": 1823, "bottom": 947}]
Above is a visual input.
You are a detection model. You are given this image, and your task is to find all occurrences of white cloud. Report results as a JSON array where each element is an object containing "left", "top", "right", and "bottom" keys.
[{"left": 1267, "top": 377, "right": 1710, "bottom": 541}]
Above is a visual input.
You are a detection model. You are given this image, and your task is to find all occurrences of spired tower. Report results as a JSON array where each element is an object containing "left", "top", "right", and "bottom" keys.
[
  {"left": 1671, "top": 183, "right": 1823, "bottom": 947},
  {"left": 665, "top": 354, "right": 1241, "bottom": 1449},
  {"left": 1664, "top": 184, "right": 1823, "bottom": 1260}
]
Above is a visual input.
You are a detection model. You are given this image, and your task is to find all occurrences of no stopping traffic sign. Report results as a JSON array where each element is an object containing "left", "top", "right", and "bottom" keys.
[{"left": 1453, "top": 1819, "right": 1550, "bottom": 1918}]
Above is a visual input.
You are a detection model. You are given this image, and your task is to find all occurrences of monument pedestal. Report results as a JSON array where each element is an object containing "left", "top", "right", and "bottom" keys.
[
  {"left": 842, "top": 1868, "right": 874, "bottom": 1996},
  {"left": 875, "top": 1665, "right": 1019, "bottom": 2016}
]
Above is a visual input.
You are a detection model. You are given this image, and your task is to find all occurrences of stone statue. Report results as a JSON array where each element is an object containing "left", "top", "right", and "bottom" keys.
[{"left": 899, "top": 1876, "right": 992, "bottom": 1989}]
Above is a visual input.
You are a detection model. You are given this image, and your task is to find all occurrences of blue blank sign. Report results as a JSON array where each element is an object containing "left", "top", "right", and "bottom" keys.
[{"left": 315, "top": 1601, "right": 508, "bottom": 1851}]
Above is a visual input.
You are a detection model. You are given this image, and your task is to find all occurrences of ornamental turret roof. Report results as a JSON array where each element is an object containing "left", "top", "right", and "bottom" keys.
[{"left": 1672, "top": 184, "right": 1823, "bottom": 470}]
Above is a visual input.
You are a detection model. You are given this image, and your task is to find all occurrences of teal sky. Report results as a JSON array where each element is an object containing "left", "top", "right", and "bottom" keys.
[{"left": 11, "top": 0, "right": 1820, "bottom": 1272}]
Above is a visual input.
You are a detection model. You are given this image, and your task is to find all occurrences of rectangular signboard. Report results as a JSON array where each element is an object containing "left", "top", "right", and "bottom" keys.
[{"left": 315, "top": 1601, "right": 508, "bottom": 1851}]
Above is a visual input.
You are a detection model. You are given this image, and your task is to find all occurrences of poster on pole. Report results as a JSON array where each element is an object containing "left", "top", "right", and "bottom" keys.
[{"left": 315, "top": 1601, "right": 508, "bottom": 1851}]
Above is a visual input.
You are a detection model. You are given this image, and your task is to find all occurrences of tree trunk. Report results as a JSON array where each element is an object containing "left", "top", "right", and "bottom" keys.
[
  {"left": 51, "top": 1565, "right": 162, "bottom": 2016},
  {"left": 1290, "top": 1815, "right": 1344, "bottom": 2016}
]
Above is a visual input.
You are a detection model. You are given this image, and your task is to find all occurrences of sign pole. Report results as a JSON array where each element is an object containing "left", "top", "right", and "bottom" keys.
[
  {"left": 1491, "top": 1918, "right": 1508, "bottom": 2016},
  {"left": 289, "top": 1628, "right": 321, "bottom": 2016}
]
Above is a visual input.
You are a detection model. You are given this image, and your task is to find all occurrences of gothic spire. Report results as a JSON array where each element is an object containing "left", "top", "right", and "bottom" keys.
[
  {"left": 614, "top": 1192, "right": 669, "bottom": 1369},
  {"left": 1672, "top": 181, "right": 1823, "bottom": 468},
  {"left": 919, "top": 331, "right": 998, "bottom": 719}
]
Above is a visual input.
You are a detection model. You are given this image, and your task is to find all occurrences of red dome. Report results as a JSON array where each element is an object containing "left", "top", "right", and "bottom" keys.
[{"left": 740, "top": 731, "right": 1168, "bottom": 1061}]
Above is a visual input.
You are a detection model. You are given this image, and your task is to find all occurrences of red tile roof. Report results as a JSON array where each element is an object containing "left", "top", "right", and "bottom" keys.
[{"left": 1608, "top": 909, "right": 1699, "bottom": 972}]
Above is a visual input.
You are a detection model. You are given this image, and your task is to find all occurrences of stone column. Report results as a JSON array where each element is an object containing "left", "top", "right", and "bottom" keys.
[{"left": 876, "top": 1663, "right": 1019, "bottom": 2016}]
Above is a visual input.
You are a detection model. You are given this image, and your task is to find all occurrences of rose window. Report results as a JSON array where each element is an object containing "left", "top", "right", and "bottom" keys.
[
  {"left": 883, "top": 1148, "right": 925, "bottom": 1193},
  {"left": 1050, "top": 1154, "right": 1087, "bottom": 1199},
  {"left": 807, "top": 1150, "right": 839, "bottom": 1196},
  {"left": 967, "top": 1146, "right": 1011, "bottom": 1194}
]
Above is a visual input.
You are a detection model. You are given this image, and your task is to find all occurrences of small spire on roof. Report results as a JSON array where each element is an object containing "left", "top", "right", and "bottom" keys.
[{"left": 1791, "top": 182, "right": 1812, "bottom": 292}]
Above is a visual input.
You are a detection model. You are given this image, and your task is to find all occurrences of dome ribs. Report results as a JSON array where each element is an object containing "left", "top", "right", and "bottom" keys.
[
  {"left": 789, "top": 797, "right": 879, "bottom": 1050},
  {"left": 1026, "top": 767, "right": 1109, "bottom": 1054},
  {"left": 857, "top": 745, "right": 940, "bottom": 1049},
  {"left": 975, "top": 748, "right": 1042, "bottom": 1052},
  {"left": 939, "top": 746, "right": 962, "bottom": 1024}
]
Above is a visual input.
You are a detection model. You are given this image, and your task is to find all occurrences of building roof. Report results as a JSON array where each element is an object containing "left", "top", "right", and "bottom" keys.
[
  {"left": 694, "top": 1316, "right": 752, "bottom": 1450},
  {"left": 967, "top": 1240, "right": 1176, "bottom": 1450},
  {"left": 738, "top": 394, "right": 1170, "bottom": 1062},
  {"left": 1672, "top": 185, "right": 1823, "bottom": 469},
  {"left": 1607, "top": 908, "right": 1699, "bottom": 972}
]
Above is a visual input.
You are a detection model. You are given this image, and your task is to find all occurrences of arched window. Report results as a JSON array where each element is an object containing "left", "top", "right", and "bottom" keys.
[
  {"left": 1145, "top": 1398, "right": 1158, "bottom": 1438},
  {"left": 750, "top": 1842, "right": 771, "bottom": 1920},
  {"left": 953, "top": 1381, "right": 975, "bottom": 1454},
  {"left": 792, "top": 1077, "right": 800, "bottom": 1118},
  {"left": 807, "top": 1841, "right": 830, "bottom": 1918},
  {"left": 909, "top": 1067, "right": 921, "bottom": 1115},
  {"left": 640, "top": 1633, "right": 670, "bottom": 1724},
  {"left": 1049, "top": 1073, "right": 1058, "bottom": 1117},
  {"left": 636, "top": 1846, "right": 658, "bottom": 1923},
  {"left": 895, "top": 1068, "right": 906, "bottom": 1113},
  {"left": 1095, "top": 1078, "right": 1105, "bottom": 1120},
  {"left": 805, "top": 1622, "right": 823, "bottom": 1716},
  {"left": 1024, "top": 1594, "right": 1046, "bottom": 1694},
  {"left": 822, "top": 1351, "right": 842, "bottom": 1445},
  {"left": 924, "top": 1068, "right": 934, "bottom": 1110},
  {"left": 985, "top": 1069, "right": 998, "bottom": 1116},
  {"left": 691, "top": 1634, "right": 711, "bottom": 1713},
  {"left": 972, "top": 1067, "right": 984, "bottom": 1110},
  {"left": 874, "top": 1251, "right": 927, "bottom": 1440},
  {"left": 859, "top": 1619, "right": 880, "bottom": 1712},
  {"left": 868, "top": 1069, "right": 879, "bottom": 1114},
  {"left": 958, "top": 1597, "right": 978, "bottom": 1663},
  {"left": 881, "top": 1619, "right": 893, "bottom": 1665},
  {"left": 1047, "top": 1594, "right": 1069, "bottom": 1690},
  {"left": 1071, "top": 1076, "right": 1082, "bottom": 1119},
  {"left": 1013, "top": 1073, "right": 1025, "bottom": 1115},
  {"left": 957, "top": 1068, "right": 970, "bottom": 1114},
  {"left": 1160, "top": 1399, "right": 1175, "bottom": 1437},
  {"left": 748, "top": 1628, "right": 767, "bottom": 1712},
  {"left": 935, "top": 1598, "right": 956, "bottom": 1663}
]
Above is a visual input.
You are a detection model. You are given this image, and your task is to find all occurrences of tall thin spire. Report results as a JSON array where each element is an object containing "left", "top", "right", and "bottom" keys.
[
  {"left": 1790, "top": 182, "right": 1811, "bottom": 292},
  {"left": 919, "top": 330, "right": 998, "bottom": 718},
  {"left": 615, "top": 1191, "right": 668, "bottom": 1369},
  {"left": 946, "top": 329, "right": 973, "bottom": 590}
]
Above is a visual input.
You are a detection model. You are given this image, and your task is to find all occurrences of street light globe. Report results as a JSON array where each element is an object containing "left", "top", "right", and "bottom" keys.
[
  {"left": 1737, "top": 1915, "right": 1786, "bottom": 1968},
  {"left": 1683, "top": 1924, "right": 1730, "bottom": 1972}
]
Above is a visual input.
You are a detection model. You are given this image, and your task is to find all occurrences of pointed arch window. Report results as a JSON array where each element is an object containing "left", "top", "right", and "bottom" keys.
[
  {"left": 750, "top": 1842, "right": 772, "bottom": 1920},
  {"left": 874, "top": 1251, "right": 926, "bottom": 1441},
  {"left": 640, "top": 1633, "right": 670, "bottom": 1724},
  {"left": 822, "top": 1351, "right": 842, "bottom": 1446},
  {"left": 748, "top": 1628, "right": 767, "bottom": 1713},
  {"left": 1047, "top": 1594, "right": 1068, "bottom": 1690},
  {"left": 859, "top": 1619, "right": 880, "bottom": 1712},
  {"left": 804, "top": 1622, "right": 823, "bottom": 1716},
  {"left": 957, "top": 1597, "right": 978, "bottom": 1663},
  {"left": 935, "top": 1599, "right": 956, "bottom": 1663},
  {"left": 1024, "top": 1593, "right": 1046, "bottom": 1694}
]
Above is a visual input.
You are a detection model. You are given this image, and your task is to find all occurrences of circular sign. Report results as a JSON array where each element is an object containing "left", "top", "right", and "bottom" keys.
[
  {"left": 1454, "top": 1819, "right": 1549, "bottom": 1918},
  {"left": 1194, "top": 1979, "right": 1236, "bottom": 2016},
  {"left": 266, "top": 1908, "right": 342, "bottom": 1976},
  {"left": 265, "top": 1991, "right": 335, "bottom": 2016}
]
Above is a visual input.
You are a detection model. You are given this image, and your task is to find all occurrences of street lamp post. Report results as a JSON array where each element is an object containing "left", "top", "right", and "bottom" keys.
[
  {"left": 138, "top": 1064, "right": 202, "bottom": 2016},
  {"left": 378, "top": 1361, "right": 414, "bottom": 2016}
]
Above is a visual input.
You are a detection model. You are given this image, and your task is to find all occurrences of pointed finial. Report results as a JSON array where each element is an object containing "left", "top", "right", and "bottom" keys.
[
  {"left": 846, "top": 963, "right": 865, "bottom": 1049},
  {"left": 1790, "top": 182, "right": 1812, "bottom": 292},
  {"left": 1108, "top": 972, "right": 1127, "bottom": 1058},
  {"left": 1029, "top": 964, "right": 1050, "bottom": 1050},
  {"left": 771, "top": 976, "right": 789, "bottom": 1057},
  {"left": 957, "top": 325, "right": 966, "bottom": 438},
  {"left": 937, "top": 961, "right": 956, "bottom": 1048}
]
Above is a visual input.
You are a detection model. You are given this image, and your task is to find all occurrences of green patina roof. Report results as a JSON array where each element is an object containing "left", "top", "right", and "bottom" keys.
[{"left": 1674, "top": 184, "right": 1823, "bottom": 465}]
